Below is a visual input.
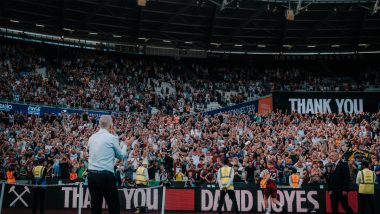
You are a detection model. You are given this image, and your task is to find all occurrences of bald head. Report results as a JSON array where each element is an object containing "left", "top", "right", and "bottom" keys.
[{"left": 99, "top": 115, "right": 113, "bottom": 130}]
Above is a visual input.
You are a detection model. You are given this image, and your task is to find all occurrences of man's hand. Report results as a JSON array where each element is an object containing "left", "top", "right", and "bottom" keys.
[
  {"left": 109, "top": 126, "right": 116, "bottom": 134},
  {"left": 124, "top": 136, "right": 135, "bottom": 145},
  {"left": 342, "top": 191, "right": 348, "bottom": 197}
]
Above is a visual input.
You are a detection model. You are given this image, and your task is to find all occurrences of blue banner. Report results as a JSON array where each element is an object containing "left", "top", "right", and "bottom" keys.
[
  {"left": 206, "top": 100, "right": 258, "bottom": 116},
  {"left": 0, "top": 102, "right": 110, "bottom": 117},
  {"left": 0, "top": 100, "right": 258, "bottom": 117}
]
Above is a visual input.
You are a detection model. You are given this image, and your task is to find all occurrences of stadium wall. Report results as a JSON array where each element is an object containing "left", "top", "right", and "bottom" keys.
[
  {"left": 0, "top": 101, "right": 110, "bottom": 117},
  {"left": 3, "top": 184, "right": 380, "bottom": 213},
  {"left": 6, "top": 92, "right": 379, "bottom": 118}
]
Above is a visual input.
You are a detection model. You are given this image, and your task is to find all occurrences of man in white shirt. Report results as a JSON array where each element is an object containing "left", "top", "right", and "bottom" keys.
[{"left": 88, "top": 115, "right": 134, "bottom": 214}]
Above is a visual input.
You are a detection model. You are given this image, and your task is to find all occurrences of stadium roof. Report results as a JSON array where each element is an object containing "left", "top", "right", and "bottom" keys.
[{"left": 1, "top": 0, "right": 380, "bottom": 53}]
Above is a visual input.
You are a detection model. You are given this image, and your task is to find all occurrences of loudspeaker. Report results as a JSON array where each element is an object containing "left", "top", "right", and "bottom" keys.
[
  {"left": 286, "top": 9, "right": 295, "bottom": 21},
  {"left": 137, "top": 0, "right": 147, "bottom": 7}
]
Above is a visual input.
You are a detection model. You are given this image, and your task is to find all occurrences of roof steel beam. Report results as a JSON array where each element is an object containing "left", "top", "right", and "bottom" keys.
[
  {"left": 206, "top": 2, "right": 220, "bottom": 45},
  {"left": 159, "top": 0, "right": 197, "bottom": 32},
  {"left": 373, "top": 0, "right": 379, "bottom": 14},
  {"left": 228, "top": 4, "right": 270, "bottom": 39}
]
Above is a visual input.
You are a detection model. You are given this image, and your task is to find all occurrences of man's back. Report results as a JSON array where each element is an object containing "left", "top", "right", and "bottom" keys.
[
  {"left": 87, "top": 115, "right": 128, "bottom": 214},
  {"left": 88, "top": 129, "right": 122, "bottom": 173}
]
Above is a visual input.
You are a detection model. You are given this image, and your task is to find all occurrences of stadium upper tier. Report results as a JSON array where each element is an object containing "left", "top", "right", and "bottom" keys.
[{"left": 0, "top": 39, "right": 379, "bottom": 113}]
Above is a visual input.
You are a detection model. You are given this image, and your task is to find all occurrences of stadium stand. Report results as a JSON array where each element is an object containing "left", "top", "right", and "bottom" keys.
[
  {"left": 0, "top": 40, "right": 379, "bottom": 189},
  {"left": 1, "top": 40, "right": 379, "bottom": 114},
  {"left": 1, "top": 0, "right": 380, "bottom": 213}
]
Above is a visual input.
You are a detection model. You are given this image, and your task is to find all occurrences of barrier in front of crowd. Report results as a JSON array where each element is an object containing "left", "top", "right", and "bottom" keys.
[
  {"left": 0, "top": 99, "right": 259, "bottom": 117},
  {"left": 2, "top": 91, "right": 380, "bottom": 118},
  {"left": 0, "top": 101, "right": 111, "bottom": 117},
  {"left": 1, "top": 182, "right": 380, "bottom": 213},
  {"left": 0, "top": 182, "right": 165, "bottom": 214}
]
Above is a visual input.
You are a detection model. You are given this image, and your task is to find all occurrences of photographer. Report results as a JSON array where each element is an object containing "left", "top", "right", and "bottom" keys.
[
  {"left": 244, "top": 161, "right": 256, "bottom": 184},
  {"left": 233, "top": 165, "right": 243, "bottom": 182},
  {"left": 158, "top": 165, "right": 169, "bottom": 186},
  {"left": 185, "top": 171, "right": 195, "bottom": 187},
  {"left": 123, "top": 160, "right": 135, "bottom": 187}
]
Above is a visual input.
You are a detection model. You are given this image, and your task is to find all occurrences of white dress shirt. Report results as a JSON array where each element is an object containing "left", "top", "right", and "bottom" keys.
[{"left": 88, "top": 129, "right": 127, "bottom": 173}]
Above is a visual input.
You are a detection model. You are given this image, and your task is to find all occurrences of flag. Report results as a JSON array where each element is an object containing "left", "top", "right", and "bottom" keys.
[{"left": 343, "top": 148, "right": 372, "bottom": 161}]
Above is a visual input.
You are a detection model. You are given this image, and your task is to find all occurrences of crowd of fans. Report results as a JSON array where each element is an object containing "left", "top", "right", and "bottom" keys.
[
  {"left": 0, "top": 42, "right": 265, "bottom": 114},
  {"left": 1, "top": 41, "right": 380, "bottom": 115},
  {"left": 1, "top": 40, "right": 380, "bottom": 188},
  {"left": 1, "top": 110, "right": 379, "bottom": 187}
]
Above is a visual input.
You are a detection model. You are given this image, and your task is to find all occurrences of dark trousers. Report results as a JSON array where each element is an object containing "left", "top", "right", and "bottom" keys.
[
  {"left": 217, "top": 189, "right": 240, "bottom": 214},
  {"left": 32, "top": 187, "right": 45, "bottom": 214},
  {"left": 88, "top": 171, "right": 120, "bottom": 214},
  {"left": 358, "top": 194, "right": 374, "bottom": 214},
  {"left": 330, "top": 191, "right": 354, "bottom": 214}
]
